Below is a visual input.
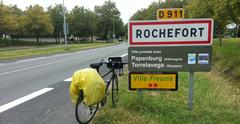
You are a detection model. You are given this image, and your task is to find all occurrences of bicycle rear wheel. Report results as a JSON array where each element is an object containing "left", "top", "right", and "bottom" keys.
[
  {"left": 112, "top": 74, "right": 119, "bottom": 106},
  {"left": 75, "top": 90, "right": 98, "bottom": 124}
]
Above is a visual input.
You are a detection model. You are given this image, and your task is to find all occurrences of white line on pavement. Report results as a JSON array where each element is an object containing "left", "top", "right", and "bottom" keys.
[
  {"left": 16, "top": 57, "right": 47, "bottom": 63},
  {"left": 64, "top": 77, "right": 72, "bottom": 82},
  {"left": 0, "top": 54, "right": 90, "bottom": 76},
  {"left": 0, "top": 88, "right": 54, "bottom": 113},
  {"left": 121, "top": 53, "right": 128, "bottom": 57}
]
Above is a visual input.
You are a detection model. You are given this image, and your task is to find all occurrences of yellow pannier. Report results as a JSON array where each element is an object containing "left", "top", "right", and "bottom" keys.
[{"left": 69, "top": 68, "right": 106, "bottom": 106}]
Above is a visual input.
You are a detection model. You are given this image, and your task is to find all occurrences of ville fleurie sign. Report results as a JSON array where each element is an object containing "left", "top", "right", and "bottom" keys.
[
  {"left": 128, "top": 19, "right": 213, "bottom": 46},
  {"left": 129, "top": 72, "right": 178, "bottom": 90},
  {"left": 128, "top": 46, "right": 212, "bottom": 72}
]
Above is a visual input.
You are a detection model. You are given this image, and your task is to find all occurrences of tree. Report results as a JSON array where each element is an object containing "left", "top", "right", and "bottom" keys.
[
  {"left": 145, "top": 2, "right": 159, "bottom": 20},
  {"left": 0, "top": 4, "right": 12, "bottom": 46},
  {"left": 85, "top": 9, "right": 97, "bottom": 42},
  {"left": 226, "top": 0, "right": 240, "bottom": 27},
  {"left": 25, "top": 5, "right": 53, "bottom": 44},
  {"left": 186, "top": 0, "right": 229, "bottom": 46},
  {"left": 160, "top": 0, "right": 188, "bottom": 9},
  {"left": 113, "top": 17, "right": 124, "bottom": 39},
  {"left": 48, "top": 4, "right": 64, "bottom": 43},
  {"left": 68, "top": 6, "right": 87, "bottom": 43},
  {"left": 130, "top": 9, "right": 147, "bottom": 20},
  {"left": 131, "top": 0, "right": 187, "bottom": 21},
  {"left": 0, "top": 3, "right": 5, "bottom": 38},
  {"left": 94, "top": 0, "right": 121, "bottom": 42},
  {"left": 8, "top": 5, "right": 24, "bottom": 45}
]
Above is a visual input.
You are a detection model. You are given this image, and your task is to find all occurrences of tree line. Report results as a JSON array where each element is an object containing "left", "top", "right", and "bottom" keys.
[
  {"left": 130, "top": 0, "right": 240, "bottom": 46},
  {"left": 0, "top": 0, "right": 125, "bottom": 46}
]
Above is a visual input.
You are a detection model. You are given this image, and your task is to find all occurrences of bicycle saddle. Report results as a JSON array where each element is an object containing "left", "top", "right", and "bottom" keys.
[{"left": 90, "top": 63, "right": 102, "bottom": 70}]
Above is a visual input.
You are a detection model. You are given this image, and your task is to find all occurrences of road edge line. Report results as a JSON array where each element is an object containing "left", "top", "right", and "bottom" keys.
[
  {"left": 121, "top": 53, "right": 128, "bottom": 57},
  {"left": 0, "top": 88, "right": 54, "bottom": 113}
]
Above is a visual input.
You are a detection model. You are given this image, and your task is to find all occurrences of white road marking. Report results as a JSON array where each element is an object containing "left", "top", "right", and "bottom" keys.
[
  {"left": 16, "top": 57, "right": 46, "bottom": 63},
  {"left": 121, "top": 53, "right": 128, "bottom": 57},
  {"left": 0, "top": 88, "right": 54, "bottom": 113},
  {"left": 0, "top": 54, "right": 90, "bottom": 76},
  {"left": 64, "top": 77, "right": 72, "bottom": 82}
]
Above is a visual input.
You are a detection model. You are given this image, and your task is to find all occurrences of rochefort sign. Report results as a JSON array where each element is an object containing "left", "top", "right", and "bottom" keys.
[{"left": 129, "top": 19, "right": 213, "bottom": 45}]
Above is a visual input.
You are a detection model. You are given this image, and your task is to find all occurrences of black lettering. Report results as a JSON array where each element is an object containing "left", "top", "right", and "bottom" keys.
[
  {"left": 159, "top": 29, "right": 166, "bottom": 38},
  {"left": 179, "top": 10, "right": 183, "bottom": 18},
  {"left": 168, "top": 29, "right": 173, "bottom": 37},
  {"left": 174, "top": 10, "right": 177, "bottom": 18},
  {"left": 136, "top": 30, "right": 142, "bottom": 38},
  {"left": 190, "top": 28, "right": 197, "bottom": 37},
  {"left": 198, "top": 28, "right": 204, "bottom": 37},
  {"left": 167, "top": 11, "right": 172, "bottom": 18},
  {"left": 175, "top": 28, "right": 181, "bottom": 37},
  {"left": 144, "top": 29, "right": 150, "bottom": 38},
  {"left": 152, "top": 29, "right": 158, "bottom": 38},
  {"left": 159, "top": 11, "right": 164, "bottom": 18},
  {"left": 182, "top": 28, "right": 189, "bottom": 37}
]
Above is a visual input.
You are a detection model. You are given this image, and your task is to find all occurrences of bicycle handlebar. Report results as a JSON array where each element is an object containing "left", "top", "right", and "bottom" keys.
[{"left": 90, "top": 60, "right": 128, "bottom": 70}]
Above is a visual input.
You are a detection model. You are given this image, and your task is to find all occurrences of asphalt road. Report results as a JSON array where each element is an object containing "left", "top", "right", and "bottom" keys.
[{"left": 0, "top": 43, "right": 128, "bottom": 124}]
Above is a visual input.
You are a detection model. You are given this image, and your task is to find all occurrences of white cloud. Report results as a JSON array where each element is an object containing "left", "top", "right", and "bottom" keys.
[{"left": 2, "top": 0, "right": 159, "bottom": 23}]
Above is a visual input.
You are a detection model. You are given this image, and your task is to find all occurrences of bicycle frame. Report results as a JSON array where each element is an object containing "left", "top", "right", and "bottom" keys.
[{"left": 97, "top": 66, "right": 117, "bottom": 92}]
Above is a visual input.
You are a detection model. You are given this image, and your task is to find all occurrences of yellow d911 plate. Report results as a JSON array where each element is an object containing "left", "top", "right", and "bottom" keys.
[{"left": 157, "top": 8, "right": 184, "bottom": 20}]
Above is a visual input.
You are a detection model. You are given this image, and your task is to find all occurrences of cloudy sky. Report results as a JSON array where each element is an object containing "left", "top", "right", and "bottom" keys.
[{"left": 3, "top": 0, "right": 160, "bottom": 23}]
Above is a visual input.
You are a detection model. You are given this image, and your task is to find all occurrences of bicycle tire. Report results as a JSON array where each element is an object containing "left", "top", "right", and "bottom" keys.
[
  {"left": 112, "top": 74, "right": 119, "bottom": 106},
  {"left": 75, "top": 90, "right": 98, "bottom": 124}
]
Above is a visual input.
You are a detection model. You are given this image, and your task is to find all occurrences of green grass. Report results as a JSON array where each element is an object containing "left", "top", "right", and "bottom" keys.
[
  {"left": 0, "top": 42, "right": 118, "bottom": 60},
  {"left": 91, "top": 38, "right": 240, "bottom": 124},
  {"left": 92, "top": 69, "right": 240, "bottom": 124},
  {"left": 212, "top": 38, "right": 240, "bottom": 81}
]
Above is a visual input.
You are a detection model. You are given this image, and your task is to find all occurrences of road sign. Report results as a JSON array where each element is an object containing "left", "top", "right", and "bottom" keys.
[
  {"left": 128, "top": 46, "right": 212, "bottom": 72},
  {"left": 129, "top": 72, "right": 178, "bottom": 90},
  {"left": 128, "top": 19, "right": 213, "bottom": 46},
  {"left": 157, "top": 8, "right": 184, "bottom": 20}
]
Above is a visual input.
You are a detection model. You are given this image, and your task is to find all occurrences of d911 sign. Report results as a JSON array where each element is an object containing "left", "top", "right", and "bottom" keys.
[{"left": 157, "top": 8, "right": 184, "bottom": 20}]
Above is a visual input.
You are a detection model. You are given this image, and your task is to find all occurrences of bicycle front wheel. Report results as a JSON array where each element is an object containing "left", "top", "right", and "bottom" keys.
[
  {"left": 75, "top": 90, "right": 98, "bottom": 124},
  {"left": 112, "top": 74, "right": 119, "bottom": 106}
]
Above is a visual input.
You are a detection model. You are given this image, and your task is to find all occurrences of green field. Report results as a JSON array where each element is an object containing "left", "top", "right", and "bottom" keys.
[
  {"left": 0, "top": 42, "right": 118, "bottom": 61},
  {"left": 213, "top": 38, "right": 240, "bottom": 81},
  {"left": 92, "top": 38, "right": 240, "bottom": 124}
]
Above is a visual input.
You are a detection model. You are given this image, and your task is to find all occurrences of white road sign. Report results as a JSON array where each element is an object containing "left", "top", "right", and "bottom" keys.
[{"left": 129, "top": 19, "right": 213, "bottom": 46}]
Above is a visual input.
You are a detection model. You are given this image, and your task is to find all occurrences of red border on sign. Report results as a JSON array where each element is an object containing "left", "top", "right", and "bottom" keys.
[{"left": 129, "top": 20, "right": 213, "bottom": 45}]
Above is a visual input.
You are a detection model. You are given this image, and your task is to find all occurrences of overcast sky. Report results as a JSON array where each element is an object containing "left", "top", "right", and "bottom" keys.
[{"left": 3, "top": 0, "right": 159, "bottom": 24}]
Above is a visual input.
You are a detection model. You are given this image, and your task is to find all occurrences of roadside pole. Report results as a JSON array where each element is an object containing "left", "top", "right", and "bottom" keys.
[
  {"left": 138, "top": 89, "right": 143, "bottom": 97},
  {"left": 188, "top": 72, "right": 194, "bottom": 110},
  {"left": 63, "top": 0, "right": 67, "bottom": 46},
  {"left": 113, "top": 19, "right": 115, "bottom": 42}
]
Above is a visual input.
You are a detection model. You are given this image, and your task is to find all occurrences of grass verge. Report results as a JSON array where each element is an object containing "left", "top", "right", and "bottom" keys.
[
  {"left": 212, "top": 38, "right": 240, "bottom": 81},
  {"left": 92, "top": 69, "right": 240, "bottom": 124},
  {"left": 0, "top": 42, "right": 118, "bottom": 61}
]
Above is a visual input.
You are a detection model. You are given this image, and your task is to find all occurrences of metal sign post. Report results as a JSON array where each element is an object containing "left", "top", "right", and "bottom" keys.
[
  {"left": 138, "top": 89, "right": 143, "bottom": 97},
  {"left": 63, "top": 0, "right": 67, "bottom": 46},
  {"left": 188, "top": 71, "right": 194, "bottom": 110}
]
